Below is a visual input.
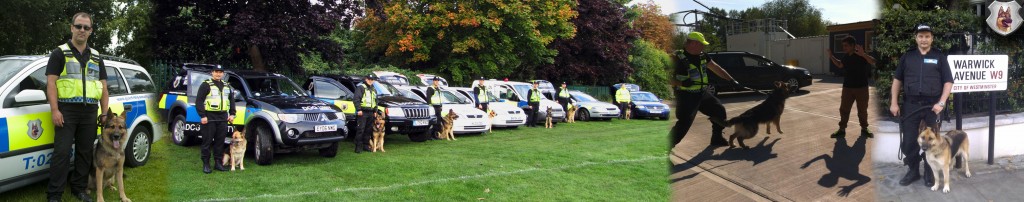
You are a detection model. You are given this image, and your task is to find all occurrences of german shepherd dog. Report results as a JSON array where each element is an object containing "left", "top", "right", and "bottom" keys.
[
  {"left": 565, "top": 104, "right": 577, "bottom": 123},
  {"left": 918, "top": 121, "right": 971, "bottom": 193},
  {"left": 90, "top": 109, "right": 131, "bottom": 202},
  {"left": 222, "top": 126, "right": 247, "bottom": 171},
  {"left": 487, "top": 109, "right": 498, "bottom": 133},
  {"left": 544, "top": 107, "right": 554, "bottom": 128},
  {"left": 439, "top": 109, "right": 459, "bottom": 140},
  {"left": 624, "top": 104, "right": 632, "bottom": 120},
  {"left": 370, "top": 110, "right": 386, "bottom": 152},
  {"left": 725, "top": 81, "right": 791, "bottom": 149}
]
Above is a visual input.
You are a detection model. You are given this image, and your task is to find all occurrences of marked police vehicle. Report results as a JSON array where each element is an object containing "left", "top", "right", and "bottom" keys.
[
  {"left": 0, "top": 55, "right": 159, "bottom": 193},
  {"left": 449, "top": 87, "right": 527, "bottom": 128},
  {"left": 415, "top": 74, "right": 449, "bottom": 87},
  {"left": 307, "top": 75, "right": 435, "bottom": 142},
  {"left": 568, "top": 90, "right": 621, "bottom": 121},
  {"left": 482, "top": 80, "right": 566, "bottom": 123},
  {"left": 160, "top": 64, "right": 346, "bottom": 165},
  {"left": 398, "top": 86, "right": 490, "bottom": 134}
]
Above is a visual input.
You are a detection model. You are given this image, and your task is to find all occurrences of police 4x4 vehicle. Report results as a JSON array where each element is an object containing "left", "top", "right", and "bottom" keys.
[
  {"left": 0, "top": 55, "right": 159, "bottom": 193},
  {"left": 306, "top": 75, "right": 435, "bottom": 142},
  {"left": 160, "top": 64, "right": 346, "bottom": 165}
]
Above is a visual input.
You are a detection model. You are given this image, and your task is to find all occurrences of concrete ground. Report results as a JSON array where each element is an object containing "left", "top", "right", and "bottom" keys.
[
  {"left": 669, "top": 76, "right": 878, "bottom": 201},
  {"left": 875, "top": 151, "right": 1024, "bottom": 201}
]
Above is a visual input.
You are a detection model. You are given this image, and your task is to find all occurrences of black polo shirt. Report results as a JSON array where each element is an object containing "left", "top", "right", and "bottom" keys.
[
  {"left": 894, "top": 48, "right": 954, "bottom": 97},
  {"left": 841, "top": 53, "right": 870, "bottom": 88}
]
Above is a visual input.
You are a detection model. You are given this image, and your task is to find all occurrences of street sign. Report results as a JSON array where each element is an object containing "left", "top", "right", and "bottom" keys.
[{"left": 948, "top": 55, "right": 1009, "bottom": 93}]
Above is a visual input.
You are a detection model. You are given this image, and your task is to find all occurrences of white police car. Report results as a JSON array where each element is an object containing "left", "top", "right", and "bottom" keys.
[{"left": 0, "top": 55, "right": 159, "bottom": 193}]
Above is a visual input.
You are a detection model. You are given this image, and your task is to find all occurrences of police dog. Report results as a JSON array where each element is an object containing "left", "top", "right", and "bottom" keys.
[
  {"left": 565, "top": 105, "right": 577, "bottom": 123},
  {"left": 918, "top": 121, "right": 971, "bottom": 193},
  {"left": 544, "top": 107, "right": 554, "bottom": 128},
  {"left": 725, "top": 81, "right": 791, "bottom": 149},
  {"left": 222, "top": 126, "right": 247, "bottom": 171},
  {"left": 370, "top": 110, "right": 387, "bottom": 152},
  {"left": 91, "top": 109, "right": 131, "bottom": 202},
  {"left": 487, "top": 109, "right": 498, "bottom": 133},
  {"left": 624, "top": 104, "right": 632, "bottom": 120},
  {"left": 439, "top": 109, "right": 459, "bottom": 140}
]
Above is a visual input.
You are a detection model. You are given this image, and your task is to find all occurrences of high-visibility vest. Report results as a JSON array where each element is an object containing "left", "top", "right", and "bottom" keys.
[
  {"left": 55, "top": 44, "right": 103, "bottom": 104},
  {"left": 615, "top": 87, "right": 631, "bottom": 103},
  {"left": 677, "top": 53, "right": 709, "bottom": 91},
  {"left": 558, "top": 87, "right": 570, "bottom": 98},
  {"left": 476, "top": 85, "right": 488, "bottom": 103},
  {"left": 529, "top": 89, "right": 541, "bottom": 102},
  {"left": 203, "top": 79, "right": 232, "bottom": 112},
  {"left": 430, "top": 86, "right": 443, "bottom": 105},
  {"left": 359, "top": 83, "right": 376, "bottom": 109}
]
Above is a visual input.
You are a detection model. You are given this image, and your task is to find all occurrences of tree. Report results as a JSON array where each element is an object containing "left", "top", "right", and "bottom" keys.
[
  {"left": 152, "top": 0, "right": 360, "bottom": 73},
  {"left": 107, "top": 0, "right": 155, "bottom": 68},
  {"left": 356, "top": 0, "right": 578, "bottom": 84},
  {"left": 0, "top": 0, "right": 116, "bottom": 55},
  {"left": 628, "top": 39, "right": 671, "bottom": 98},
  {"left": 756, "top": 0, "right": 829, "bottom": 37},
  {"left": 538, "top": 0, "right": 638, "bottom": 85},
  {"left": 632, "top": 1, "right": 676, "bottom": 53}
]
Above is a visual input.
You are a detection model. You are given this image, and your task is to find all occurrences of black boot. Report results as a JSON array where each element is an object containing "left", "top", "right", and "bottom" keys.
[
  {"left": 214, "top": 161, "right": 229, "bottom": 171},
  {"left": 354, "top": 143, "right": 362, "bottom": 153},
  {"left": 923, "top": 164, "right": 935, "bottom": 187},
  {"left": 898, "top": 165, "right": 920, "bottom": 186},
  {"left": 203, "top": 160, "right": 212, "bottom": 174}
]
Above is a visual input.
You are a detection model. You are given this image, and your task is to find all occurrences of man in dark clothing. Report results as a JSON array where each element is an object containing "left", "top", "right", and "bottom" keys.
[
  {"left": 425, "top": 77, "right": 444, "bottom": 139},
  {"left": 46, "top": 12, "right": 109, "bottom": 202},
  {"left": 473, "top": 77, "right": 489, "bottom": 113},
  {"left": 670, "top": 32, "right": 739, "bottom": 149},
  {"left": 556, "top": 82, "right": 572, "bottom": 122},
  {"left": 828, "top": 36, "right": 877, "bottom": 138},
  {"left": 890, "top": 24, "right": 954, "bottom": 188},
  {"left": 195, "top": 66, "right": 237, "bottom": 173},
  {"left": 352, "top": 74, "right": 379, "bottom": 153},
  {"left": 526, "top": 82, "right": 543, "bottom": 127}
]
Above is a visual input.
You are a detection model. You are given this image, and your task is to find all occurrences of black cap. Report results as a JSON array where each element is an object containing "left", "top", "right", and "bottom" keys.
[
  {"left": 432, "top": 76, "right": 440, "bottom": 81},
  {"left": 914, "top": 24, "right": 932, "bottom": 34},
  {"left": 212, "top": 65, "right": 224, "bottom": 71},
  {"left": 366, "top": 74, "right": 378, "bottom": 80},
  {"left": 479, "top": 77, "right": 485, "bottom": 80}
]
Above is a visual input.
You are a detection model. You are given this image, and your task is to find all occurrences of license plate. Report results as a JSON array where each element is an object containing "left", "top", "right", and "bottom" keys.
[
  {"left": 413, "top": 119, "right": 429, "bottom": 126},
  {"left": 472, "top": 122, "right": 483, "bottom": 126},
  {"left": 315, "top": 125, "right": 337, "bottom": 132},
  {"left": 510, "top": 116, "right": 522, "bottom": 120},
  {"left": 649, "top": 110, "right": 663, "bottom": 114}
]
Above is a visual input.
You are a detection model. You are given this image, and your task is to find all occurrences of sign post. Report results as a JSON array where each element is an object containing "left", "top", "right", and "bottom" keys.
[{"left": 948, "top": 55, "right": 1008, "bottom": 165}]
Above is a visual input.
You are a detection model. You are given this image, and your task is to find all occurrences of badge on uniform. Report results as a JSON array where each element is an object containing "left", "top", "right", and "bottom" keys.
[
  {"left": 924, "top": 58, "right": 938, "bottom": 64},
  {"left": 987, "top": 0, "right": 1022, "bottom": 36}
]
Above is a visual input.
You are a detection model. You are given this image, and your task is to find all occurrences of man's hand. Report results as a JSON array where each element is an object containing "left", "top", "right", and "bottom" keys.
[
  {"left": 826, "top": 48, "right": 833, "bottom": 57},
  {"left": 478, "top": 104, "right": 482, "bottom": 109},
  {"left": 890, "top": 104, "right": 900, "bottom": 117},
  {"left": 227, "top": 115, "right": 235, "bottom": 123},
  {"left": 932, "top": 103, "right": 944, "bottom": 114},
  {"left": 855, "top": 45, "right": 866, "bottom": 55},
  {"left": 357, "top": 111, "right": 363, "bottom": 116},
  {"left": 52, "top": 110, "right": 64, "bottom": 127},
  {"left": 201, "top": 117, "right": 208, "bottom": 124}
]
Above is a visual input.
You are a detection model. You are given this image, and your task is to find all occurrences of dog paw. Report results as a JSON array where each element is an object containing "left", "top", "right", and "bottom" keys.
[
  {"left": 965, "top": 172, "right": 971, "bottom": 177},
  {"left": 942, "top": 186, "right": 950, "bottom": 193},
  {"left": 120, "top": 197, "right": 132, "bottom": 202},
  {"left": 930, "top": 185, "right": 939, "bottom": 191}
]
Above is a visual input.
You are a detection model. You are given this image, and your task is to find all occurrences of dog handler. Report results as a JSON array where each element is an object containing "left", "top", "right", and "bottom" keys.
[
  {"left": 615, "top": 85, "right": 631, "bottom": 119},
  {"left": 46, "top": 12, "right": 110, "bottom": 202},
  {"left": 890, "top": 24, "right": 953, "bottom": 187},
  {"left": 526, "top": 82, "right": 543, "bottom": 127},
  {"left": 669, "top": 32, "right": 740, "bottom": 149},
  {"left": 473, "top": 77, "right": 490, "bottom": 113},
  {"left": 556, "top": 82, "right": 572, "bottom": 122},
  {"left": 426, "top": 77, "right": 445, "bottom": 139},
  {"left": 195, "top": 65, "right": 237, "bottom": 173},
  {"left": 353, "top": 74, "right": 379, "bottom": 153}
]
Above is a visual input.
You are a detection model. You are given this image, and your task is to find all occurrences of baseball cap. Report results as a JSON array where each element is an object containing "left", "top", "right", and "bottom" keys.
[
  {"left": 212, "top": 65, "right": 224, "bottom": 71},
  {"left": 366, "top": 74, "right": 378, "bottom": 80},
  {"left": 914, "top": 24, "right": 932, "bottom": 34},
  {"left": 687, "top": 32, "right": 710, "bottom": 45}
]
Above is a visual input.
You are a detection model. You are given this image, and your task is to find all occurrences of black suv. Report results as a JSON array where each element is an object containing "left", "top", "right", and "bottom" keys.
[
  {"left": 160, "top": 64, "right": 347, "bottom": 165},
  {"left": 307, "top": 75, "right": 435, "bottom": 142},
  {"left": 705, "top": 51, "right": 813, "bottom": 95}
]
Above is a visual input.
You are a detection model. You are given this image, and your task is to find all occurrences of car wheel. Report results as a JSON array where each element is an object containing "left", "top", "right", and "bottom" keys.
[
  {"left": 319, "top": 142, "right": 339, "bottom": 158},
  {"left": 707, "top": 85, "right": 718, "bottom": 96},
  {"left": 125, "top": 125, "right": 151, "bottom": 167},
  {"left": 254, "top": 124, "right": 275, "bottom": 165},
  {"left": 409, "top": 130, "right": 429, "bottom": 142},
  {"left": 171, "top": 114, "right": 193, "bottom": 146},
  {"left": 787, "top": 78, "right": 800, "bottom": 93},
  {"left": 580, "top": 109, "right": 591, "bottom": 121}
]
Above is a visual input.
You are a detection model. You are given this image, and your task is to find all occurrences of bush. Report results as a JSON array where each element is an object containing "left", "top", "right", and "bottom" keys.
[{"left": 627, "top": 39, "right": 673, "bottom": 99}]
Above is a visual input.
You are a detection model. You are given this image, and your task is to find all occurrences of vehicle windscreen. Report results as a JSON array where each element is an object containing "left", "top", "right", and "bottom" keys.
[
  {"left": 397, "top": 88, "right": 425, "bottom": 102},
  {"left": 443, "top": 90, "right": 472, "bottom": 104},
  {"left": 631, "top": 92, "right": 659, "bottom": 102},
  {"left": 380, "top": 75, "right": 409, "bottom": 86},
  {"left": 511, "top": 84, "right": 536, "bottom": 100},
  {"left": 246, "top": 77, "right": 308, "bottom": 97},
  {"left": 570, "top": 92, "right": 597, "bottom": 102}
]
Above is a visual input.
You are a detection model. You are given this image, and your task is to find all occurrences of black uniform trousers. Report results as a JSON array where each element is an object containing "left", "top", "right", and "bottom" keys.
[
  {"left": 557, "top": 98, "right": 570, "bottom": 121},
  {"left": 479, "top": 103, "right": 489, "bottom": 114},
  {"left": 201, "top": 120, "right": 228, "bottom": 164},
  {"left": 670, "top": 89, "right": 727, "bottom": 148},
  {"left": 432, "top": 105, "right": 443, "bottom": 138},
  {"left": 355, "top": 109, "right": 376, "bottom": 150},
  {"left": 900, "top": 96, "right": 940, "bottom": 176},
  {"left": 48, "top": 103, "right": 98, "bottom": 199},
  {"left": 527, "top": 102, "right": 540, "bottom": 127},
  {"left": 618, "top": 102, "right": 630, "bottom": 119}
]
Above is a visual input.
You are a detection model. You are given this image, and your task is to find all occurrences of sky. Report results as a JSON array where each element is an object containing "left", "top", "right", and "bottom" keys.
[{"left": 629, "top": 0, "right": 882, "bottom": 25}]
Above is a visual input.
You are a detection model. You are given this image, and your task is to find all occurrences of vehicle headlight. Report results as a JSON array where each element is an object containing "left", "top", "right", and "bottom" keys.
[
  {"left": 589, "top": 106, "right": 601, "bottom": 111},
  {"left": 278, "top": 114, "right": 300, "bottom": 123},
  {"left": 635, "top": 105, "right": 646, "bottom": 109},
  {"left": 335, "top": 112, "right": 346, "bottom": 121},
  {"left": 387, "top": 107, "right": 405, "bottom": 117},
  {"left": 803, "top": 70, "right": 810, "bottom": 75},
  {"left": 428, "top": 107, "right": 436, "bottom": 115}
]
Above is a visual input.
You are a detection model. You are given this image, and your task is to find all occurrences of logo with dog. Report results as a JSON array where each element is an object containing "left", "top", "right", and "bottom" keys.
[
  {"left": 987, "top": 0, "right": 1023, "bottom": 36},
  {"left": 27, "top": 119, "right": 43, "bottom": 140}
]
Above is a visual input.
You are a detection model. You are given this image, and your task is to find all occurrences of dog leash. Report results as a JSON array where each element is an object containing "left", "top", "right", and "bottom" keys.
[
  {"left": 689, "top": 82, "right": 769, "bottom": 95},
  {"left": 896, "top": 106, "right": 941, "bottom": 163}
]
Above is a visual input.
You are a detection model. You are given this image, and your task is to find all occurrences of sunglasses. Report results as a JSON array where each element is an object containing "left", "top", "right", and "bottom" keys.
[{"left": 73, "top": 24, "right": 92, "bottom": 31}]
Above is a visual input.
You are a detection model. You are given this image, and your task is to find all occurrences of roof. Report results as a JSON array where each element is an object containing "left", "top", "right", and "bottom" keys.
[{"left": 826, "top": 20, "right": 878, "bottom": 32}]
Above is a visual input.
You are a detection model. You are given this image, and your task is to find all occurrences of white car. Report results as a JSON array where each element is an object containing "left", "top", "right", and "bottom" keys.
[
  {"left": 373, "top": 71, "right": 411, "bottom": 86},
  {"left": 481, "top": 80, "right": 565, "bottom": 123},
  {"left": 415, "top": 74, "right": 449, "bottom": 87},
  {"left": 569, "top": 91, "right": 620, "bottom": 121},
  {"left": 449, "top": 87, "right": 527, "bottom": 128},
  {"left": 396, "top": 86, "right": 490, "bottom": 134}
]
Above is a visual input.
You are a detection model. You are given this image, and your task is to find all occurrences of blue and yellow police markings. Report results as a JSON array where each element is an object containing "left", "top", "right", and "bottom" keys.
[
  {"left": 317, "top": 98, "right": 355, "bottom": 115},
  {"left": 2, "top": 112, "right": 54, "bottom": 153}
]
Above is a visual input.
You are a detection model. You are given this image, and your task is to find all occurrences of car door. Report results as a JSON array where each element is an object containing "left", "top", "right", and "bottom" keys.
[
  {"left": 225, "top": 74, "right": 248, "bottom": 126},
  {"left": 746, "top": 55, "right": 786, "bottom": 89},
  {"left": 0, "top": 63, "right": 55, "bottom": 179},
  {"left": 308, "top": 78, "right": 355, "bottom": 118},
  {"left": 741, "top": 55, "right": 774, "bottom": 89},
  {"left": 708, "top": 54, "right": 747, "bottom": 88}
]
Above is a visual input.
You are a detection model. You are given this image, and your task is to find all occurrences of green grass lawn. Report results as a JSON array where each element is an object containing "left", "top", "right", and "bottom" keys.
[{"left": 2, "top": 118, "right": 669, "bottom": 201}]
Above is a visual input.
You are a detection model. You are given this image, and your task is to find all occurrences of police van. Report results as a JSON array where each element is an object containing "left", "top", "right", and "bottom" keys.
[{"left": 0, "top": 55, "right": 160, "bottom": 193}]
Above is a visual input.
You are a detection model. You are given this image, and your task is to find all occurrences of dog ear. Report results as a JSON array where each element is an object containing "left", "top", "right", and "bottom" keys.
[{"left": 918, "top": 120, "right": 928, "bottom": 134}]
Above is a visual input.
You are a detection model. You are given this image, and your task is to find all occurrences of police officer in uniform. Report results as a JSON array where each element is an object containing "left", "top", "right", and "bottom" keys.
[
  {"left": 526, "top": 82, "right": 543, "bottom": 127},
  {"left": 353, "top": 74, "right": 379, "bottom": 153},
  {"left": 46, "top": 12, "right": 109, "bottom": 202},
  {"left": 615, "top": 84, "right": 631, "bottom": 119},
  {"left": 556, "top": 82, "right": 572, "bottom": 122},
  {"left": 473, "top": 77, "right": 490, "bottom": 112},
  {"left": 425, "top": 77, "right": 444, "bottom": 139},
  {"left": 890, "top": 24, "right": 954, "bottom": 187},
  {"left": 670, "top": 32, "right": 740, "bottom": 149},
  {"left": 195, "top": 66, "right": 237, "bottom": 173}
]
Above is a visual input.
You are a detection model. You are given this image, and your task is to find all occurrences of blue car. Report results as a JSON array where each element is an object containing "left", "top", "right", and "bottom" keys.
[{"left": 629, "top": 91, "right": 670, "bottom": 120}]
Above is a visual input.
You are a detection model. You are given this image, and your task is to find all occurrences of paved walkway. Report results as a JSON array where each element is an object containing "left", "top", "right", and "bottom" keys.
[{"left": 874, "top": 155, "right": 1024, "bottom": 201}]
